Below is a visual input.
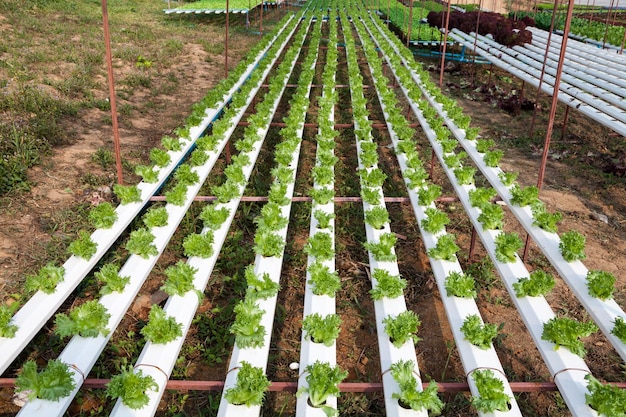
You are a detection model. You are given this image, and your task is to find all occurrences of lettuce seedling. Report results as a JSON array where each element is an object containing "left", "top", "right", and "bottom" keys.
[
  {"left": 586, "top": 270, "right": 616, "bottom": 300},
  {"left": 498, "top": 170, "right": 518, "bottom": 186},
  {"left": 224, "top": 361, "right": 270, "bottom": 406},
  {"left": 470, "top": 369, "right": 511, "bottom": 413},
  {"left": 126, "top": 228, "right": 158, "bottom": 259},
  {"left": 224, "top": 164, "right": 246, "bottom": 185},
  {"left": 444, "top": 271, "right": 476, "bottom": 298},
  {"left": 364, "top": 233, "right": 397, "bottom": 262},
  {"left": 453, "top": 166, "right": 476, "bottom": 185},
  {"left": 143, "top": 206, "right": 168, "bottom": 228},
  {"left": 188, "top": 148, "right": 209, "bottom": 167},
  {"left": 478, "top": 203, "right": 504, "bottom": 230},
  {"left": 174, "top": 164, "right": 199, "bottom": 186},
  {"left": 114, "top": 184, "right": 142, "bottom": 205},
  {"left": 307, "top": 261, "right": 341, "bottom": 297},
  {"left": 494, "top": 232, "right": 522, "bottom": 263},
  {"left": 297, "top": 361, "right": 347, "bottom": 417},
  {"left": 165, "top": 183, "right": 188, "bottom": 206},
  {"left": 510, "top": 185, "right": 539, "bottom": 207},
  {"left": 302, "top": 313, "right": 342, "bottom": 346},
  {"left": 16, "top": 359, "right": 75, "bottom": 402},
  {"left": 135, "top": 165, "right": 159, "bottom": 183},
  {"left": 559, "top": 230, "right": 586, "bottom": 262},
  {"left": 106, "top": 366, "right": 158, "bottom": 410},
  {"left": 162, "top": 261, "right": 199, "bottom": 298},
  {"left": 183, "top": 231, "right": 215, "bottom": 258},
  {"left": 364, "top": 206, "right": 390, "bottom": 230},
  {"left": 390, "top": 360, "right": 444, "bottom": 413},
  {"left": 421, "top": 207, "right": 450, "bottom": 234},
  {"left": 230, "top": 298, "right": 265, "bottom": 349},
  {"left": 461, "top": 314, "right": 500, "bottom": 350},
  {"left": 383, "top": 310, "right": 421, "bottom": 348},
  {"left": 200, "top": 204, "right": 230, "bottom": 230},
  {"left": 89, "top": 202, "right": 117, "bottom": 229},
  {"left": 255, "top": 202, "right": 288, "bottom": 231},
  {"left": 268, "top": 182, "right": 290, "bottom": 206},
  {"left": 95, "top": 263, "right": 130, "bottom": 295},
  {"left": 212, "top": 181, "right": 240, "bottom": 204},
  {"left": 150, "top": 148, "right": 170, "bottom": 168},
  {"left": 611, "top": 317, "right": 626, "bottom": 344},
  {"left": 141, "top": 305, "right": 182, "bottom": 344},
  {"left": 443, "top": 152, "right": 465, "bottom": 168},
  {"left": 304, "top": 232, "right": 334, "bottom": 261},
  {"left": 245, "top": 265, "right": 280, "bottom": 300},
  {"left": 404, "top": 167, "right": 428, "bottom": 189},
  {"left": 25, "top": 263, "right": 65, "bottom": 294},
  {"left": 312, "top": 165, "right": 334, "bottom": 186},
  {"left": 314, "top": 210, "right": 335, "bottom": 230},
  {"left": 0, "top": 305, "right": 18, "bottom": 338},
  {"left": 483, "top": 149, "right": 504, "bottom": 167},
  {"left": 531, "top": 204, "right": 562, "bottom": 233},
  {"left": 439, "top": 138, "right": 457, "bottom": 153},
  {"left": 541, "top": 316, "right": 598, "bottom": 357},
  {"left": 427, "top": 234, "right": 459, "bottom": 262},
  {"left": 584, "top": 374, "right": 626, "bottom": 417},
  {"left": 417, "top": 184, "right": 441, "bottom": 206},
  {"left": 68, "top": 230, "right": 97, "bottom": 260},
  {"left": 310, "top": 186, "right": 334, "bottom": 205},
  {"left": 360, "top": 168, "right": 387, "bottom": 188},
  {"left": 361, "top": 187, "right": 381, "bottom": 205},
  {"left": 468, "top": 187, "right": 497, "bottom": 209},
  {"left": 254, "top": 230, "right": 286, "bottom": 258},
  {"left": 55, "top": 300, "right": 110, "bottom": 338},
  {"left": 475, "top": 138, "right": 495, "bottom": 153},
  {"left": 370, "top": 269, "right": 407, "bottom": 300},
  {"left": 513, "top": 270, "right": 555, "bottom": 297},
  {"left": 161, "top": 136, "right": 182, "bottom": 152}
]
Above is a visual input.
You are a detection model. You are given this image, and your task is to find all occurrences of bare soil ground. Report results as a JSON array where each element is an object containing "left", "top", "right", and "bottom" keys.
[{"left": 0, "top": 3, "right": 625, "bottom": 417}]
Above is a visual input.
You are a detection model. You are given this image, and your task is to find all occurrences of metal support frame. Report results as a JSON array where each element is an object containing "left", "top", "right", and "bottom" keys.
[{"left": 439, "top": 0, "right": 452, "bottom": 88}]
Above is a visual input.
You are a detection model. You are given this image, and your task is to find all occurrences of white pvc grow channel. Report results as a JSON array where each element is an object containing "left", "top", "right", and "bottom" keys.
[
  {"left": 357, "top": 16, "right": 523, "bottom": 417},
  {"left": 365, "top": 13, "right": 605, "bottom": 417},
  {"left": 0, "top": 16, "right": 294, "bottom": 377}
]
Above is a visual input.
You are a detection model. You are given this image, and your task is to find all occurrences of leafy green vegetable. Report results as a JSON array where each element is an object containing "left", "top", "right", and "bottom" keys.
[
  {"left": 25, "top": 263, "right": 65, "bottom": 294},
  {"left": 531, "top": 204, "right": 562, "bottom": 233},
  {"left": 559, "top": 230, "right": 586, "bottom": 262},
  {"left": 255, "top": 202, "right": 288, "bottom": 231},
  {"left": 150, "top": 148, "right": 171, "bottom": 168},
  {"left": 370, "top": 269, "right": 407, "bottom": 300},
  {"left": 268, "top": 182, "right": 290, "bottom": 206},
  {"left": 364, "top": 206, "right": 390, "bottom": 230},
  {"left": 308, "top": 261, "right": 341, "bottom": 297},
  {"left": 304, "top": 232, "right": 334, "bottom": 261},
  {"left": 245, "top": 264, "right": 280, "bottom": 300},
  {"left": 140, "top": 305, "right": 182, "bottom": 344},
  {"left": 0, "top": 304, "right": 18, "bottom": 338},
  {"left": 302, "top": 313, "right": 342, "bottom": 346},
  {"left": 314, "top": 210, "right": 335, "bottom": 230},
  {"left": 417, "top": 184, "right": 441, "bottom": 206},
  {"left": 164, "top": 183, "right": 189, "bottom": 206},
  {"left": 212, "top": 180, "right": 240, "bottom": 204},
  {"left": 510, "top": 185, "right": 539, "bottom": 207},
  {"left": 162, "top": 261, "right": 199, "bottom": 298},
  {"left": 586, "top": 270, "right": 616, "bottom": 300},
  {"left": 364, "top": 233, "right": 397, "bottom": 262},
  {"left": 183, "top": 231, "right": 215, "bottom": 258},
  {"left": 444, "top": 271, "right": 476, "bottom": 298},
  {"left": 254, "top": 230, "right": 286, "bottom": 258},
  {"left": 200, "top": 204, "right": 230, "bottom": 230},
  {"left": 89, "top": 202, "right": 118, "bottom": 229},
  {"left": 461, "top": 314, "right": 500, "bottom": 349},
  {"left": 427, "top": 234, "right": 459, "bottom": 262},
  {"left": 126, "top": 228, "right": 158, "bottom": 259},
  {"left": 513, "top": 270, "right": 555, "bottom": 297},
  {"left": 225, "top": 164, "right": 246, "bottom": 185},
  {"left": 468, "top": 187, "right": 497, "bottom": 209},
  {"left": 611, "top": 317, "right": 626, "bottom": 344},
  {"left": 188, "top": 148, "right": 209, "bottom": 167},
  {"left": 498, "top": 170, "right": 518, "bottom": 186},
  {"left": 114, "top": 184, "right": 142, "bottom": 205},
  {"left": 470, "top": 369, "right": 511, "bottom": 413},
  {"left": 106, "top": 366, "right": 158, "bottom": 410},
  {"left": 541, "top": 316, "right": 598, "bottom": 357},
  {"left": 443, "top": 153, "right": 464, "bottom": 168},
  {"left": 494, "top": 232, "right": 522, "bottom": 263},
  {"left": 135, "top": 164, "right": 159, "bottom": 183},
  {"left": 390, "top": 360, "right": 444, "bottom": 414},
  {"left": 297, "top": 361, "right": 347, "bottom": 417},
  {"left": 15, "top": 359, "right": 76, "bottom": 401},
  {"left": 360, "top": 168, "right": 387, "bottom": 188},
  {"left": 68, "top": 230, "right": 97, "bottom": 260},
  {"left": 95, "top": 263, "right": 130, "bottom": 295},
  {"left": 483, "top": 150, "right": 504, "bottom": 167},
  {"left": 230, "top": 298, "right": 265, "bottom": 349},
  {"left": 421, "top": 207, "right": 449, "bottom": 234},
  {"left": 404, "top": 166, "right": 428, "bottom": 189},
  {"left": 161, "top": 136, "right": 182, "bottom": 151},
  {"left": 475, "top": 138, "right": 495, "bottom": 153},
  {"left": 477, "top": 204, "right": 504, "bottom": 230},
  {"left": 143, "top": 206, "right": 168, "bottom": 228},
  {"left": 55, "top": 300, "right": 110, "bottom": 338},
  {"left": 361, "top": 187, "right": 381, "bottom": 205},
  {"left": 383, "top": 310, "right": 421, "bottom": 348},
  {"left": 310, "top": 186, "right": 335, "bottom": 205},
  {"left": 224, "top": 361, "right": 270, "bottom": 406},
  {"left": 312, "top": 165, "right": 334, "bottom": 186},
  {"left": 453, "top": 166, "right": 476, "bottom": 185},
  {"left": 584, "top": 374, "right": 626, "bottom": 417}
]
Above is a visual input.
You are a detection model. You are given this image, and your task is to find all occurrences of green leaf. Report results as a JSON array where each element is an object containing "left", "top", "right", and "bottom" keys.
[
  {"left": 611, "top": 317, "right": 626, "bottom": 344},
  {"left": 421, "top": 207, "right": 450, "bottom": 234},
  {"left": 541, "top": 316, "right": 598, "bottom": 357},
  {"left": 143, "top": 206, "right": 169, "bottom": 228},
  {"left": 470, "top": 369, "right": 511, "bottom": 412},
  {"left": 161, "top": 136, "right": 181, "bottom": 152},
  {"left": 370, "top": 269, "right": 407, "bottom": 300},
  {"left": 383, "top": 310, "right": 421, "bottom": 348},
  {"left": 162, "top": 261, "right": 198, "bottom": 297},
  {"left": 126, "top": 228, "right": 158, "bottom": 259},
  {"left": 95, "top": 263, "right": 130, "bottom": 295},
  {"left": 427, "top": 234, "right": 459, "bottom": 262},
  {"left": 150, "top": 148, "right": 170, "bottom": 168},
  {"left": 585, "top": 374, "right": 626, "bottom": 417},
  {"left": 468, "top": 187, "right": 497, "bottom": 209},
  {"left": 25, "top": 263, "right": 65, "bottom": 294},
  {"left": 460, "top": 314, "right": 500, "bottom": 349},
  {"left": 478, "top": 203, "right": 504, "bottom": 230},
  {"left": 164, "top": 183, "right": 188, "bottom": 206},
  {"left": 498, "top": 171, "right": 518, "bottom": 186},
  {"left": 135, "top": 164, "right": 159, "bottom": 183},
  {"left": 307, "top": 261, "right": 341, "bottom": 297},
  {"left": 302, "top": 313, "right": 342, "bottom": 346},
  {"left": 513, "top": 270, "right": 555, "bottom": 297},
  {"left": 16, "top": 359, "right": 76, "bottom": 402},
  {"left": 254, "top": 230, "right": 286, "bottom": 258},
  {"left": 183, "top": 231, "right": 215, "bottom": 258},
  {"left": 141, "top": 305, "right": 182, "bottom": 344},
  {"left": 510, "top": 185, "right": 539, "bottom": 207},
  {"left": 360, "top": 187, "right": 381, "bottom": 205},
  {"left": 199, "top": 204, "right": 230, "bottom": 230},
  {"left": 586, "top": 270, "right": 616, "bottom": 300},
  {"left": 255, "top": 202, "right": 288, "bottom": 231},
  {"left": 309, "top": 186, "right": 334, "bottom": 205},
  {"left": 363, "top": 233, "right": 397, "bottom": 262},
  {"left": 55, "top": 300, "right": 110, "bottom": 338},
  {"left": 0, "top": 304, "right": 18, "bottom": 338},
  {"left": 531, "top": 204, "right": 562, "bottom": 233},
  {"left": 559, "top": 230, "right": 586, "bottom": 262},
  {"left": 224, "top": 361, "right": 270, "bottom": 406},
  {"left": 390, "top": 360, "right": 444, "bottom": 414},
  {"left": 364, "top": 206, "right": 390, "bottom": 230},
  {"left": 174, "top": 164, "right": 199, "bottom": 186},
  {"left": 297, "top": 361, "right": 347, "bottom": 413},
  {"left": 230, "top": 298, "right": 265, "bottom": 349},
  {"left": 304, "top": 232, "right": 334, "bottom": 261},
  {"left": 245, "top": 264, "right": 280, "bottom": 300},
  {"left": 89, "top": 202, "right": 118, "bottom": 229},
  {"left": 68, "top": 230, "right": 97, "bottom": 260},
  {"left": 494, "top": 232, "right": 522, "bottom": 263},
  {"left": 114, "top": 184, "right": 142, "bottom": 205},
  {"left": 106, "top": 366, "right": 158, "bottom": 410},
  {"left": 314, "top": 210, "right": 335, "bottom": 230},
  {"left": 444, "top": 271, "right": 476, "bottom": 298},
  {"left": 417, "top": 184, "right": 441, "bottom": 206}
]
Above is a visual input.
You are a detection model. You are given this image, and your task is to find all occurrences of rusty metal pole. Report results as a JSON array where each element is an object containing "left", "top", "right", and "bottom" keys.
[
  {"left": 620, "top": 26, "right": 626, "bottom": 53},
  {"left": 439, "top": 0, "right": 453, "bottom": 88},
  {"left": 468, "top": 228, "right": 478, "bottom": 261},
  {"left": 589, "top": 0, "right": 596, "bottom": 24},
  {"left": 260, "top": 0, "right": 264, "bottom": 37},
  {"left": 529, "top": 0, "right": 561, "bottom": 136},
  {"left": 612, "top": 0, "right": 620, "bottom": 26},
  {"left": 101, "top": 0, "right": 124, "bottom": 185},
  {"left": 407, "top": 0, "right": 414, "bottom": 46},
  {"left": 602, "top": 0, "right": 615, "bottom": 48},
  {"left": 537, "top": 0, "right": 576, "bottom": 191},
  {"left": 225, "top": 0, "right": 229, "bottom": 79},
  {"left": 470, "top": 0, "right": 484, "bottom": 86}
]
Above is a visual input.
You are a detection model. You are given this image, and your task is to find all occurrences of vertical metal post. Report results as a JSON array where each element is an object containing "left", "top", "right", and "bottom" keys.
[
  {"left": 620, "top": 26, "right": 626, "bottom": 53},
  {"left": 260, "top": 0, "right": 264, "bottom": 37},
  {"left": 468, "top": 228, "right": 478, "bottom": 261},
  {"left": 387, "top": 0, "right": 391, "bottom": 28},
  {"left": 612, "top": 0, "right": 620, "bottom": 26},
  {"left": 101, "top": 0, "right": 124, "bottom": 185},
  {"left": 407, "top": 0, "right": 414, "bottom": 46},
  {"left": 225, "top": 0, "right": 229, "bottom": 79},
  {"left": 602, "top": 0, "right": 615, "bottom": 49},
  {"left": 470, "top": 0, "right": 483, "bottom": 86},
  {"left": 589, "top": 0, "right": 596, "bottom": 24},
  {"left": 529, "top": 0, "right": 561, "bottom": 136},
  {"left": 537, "top": 0, "right": 576, "bottom": 191},
  {"left": 439, "top": 0, "right": 452, "bottom": 88}
]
